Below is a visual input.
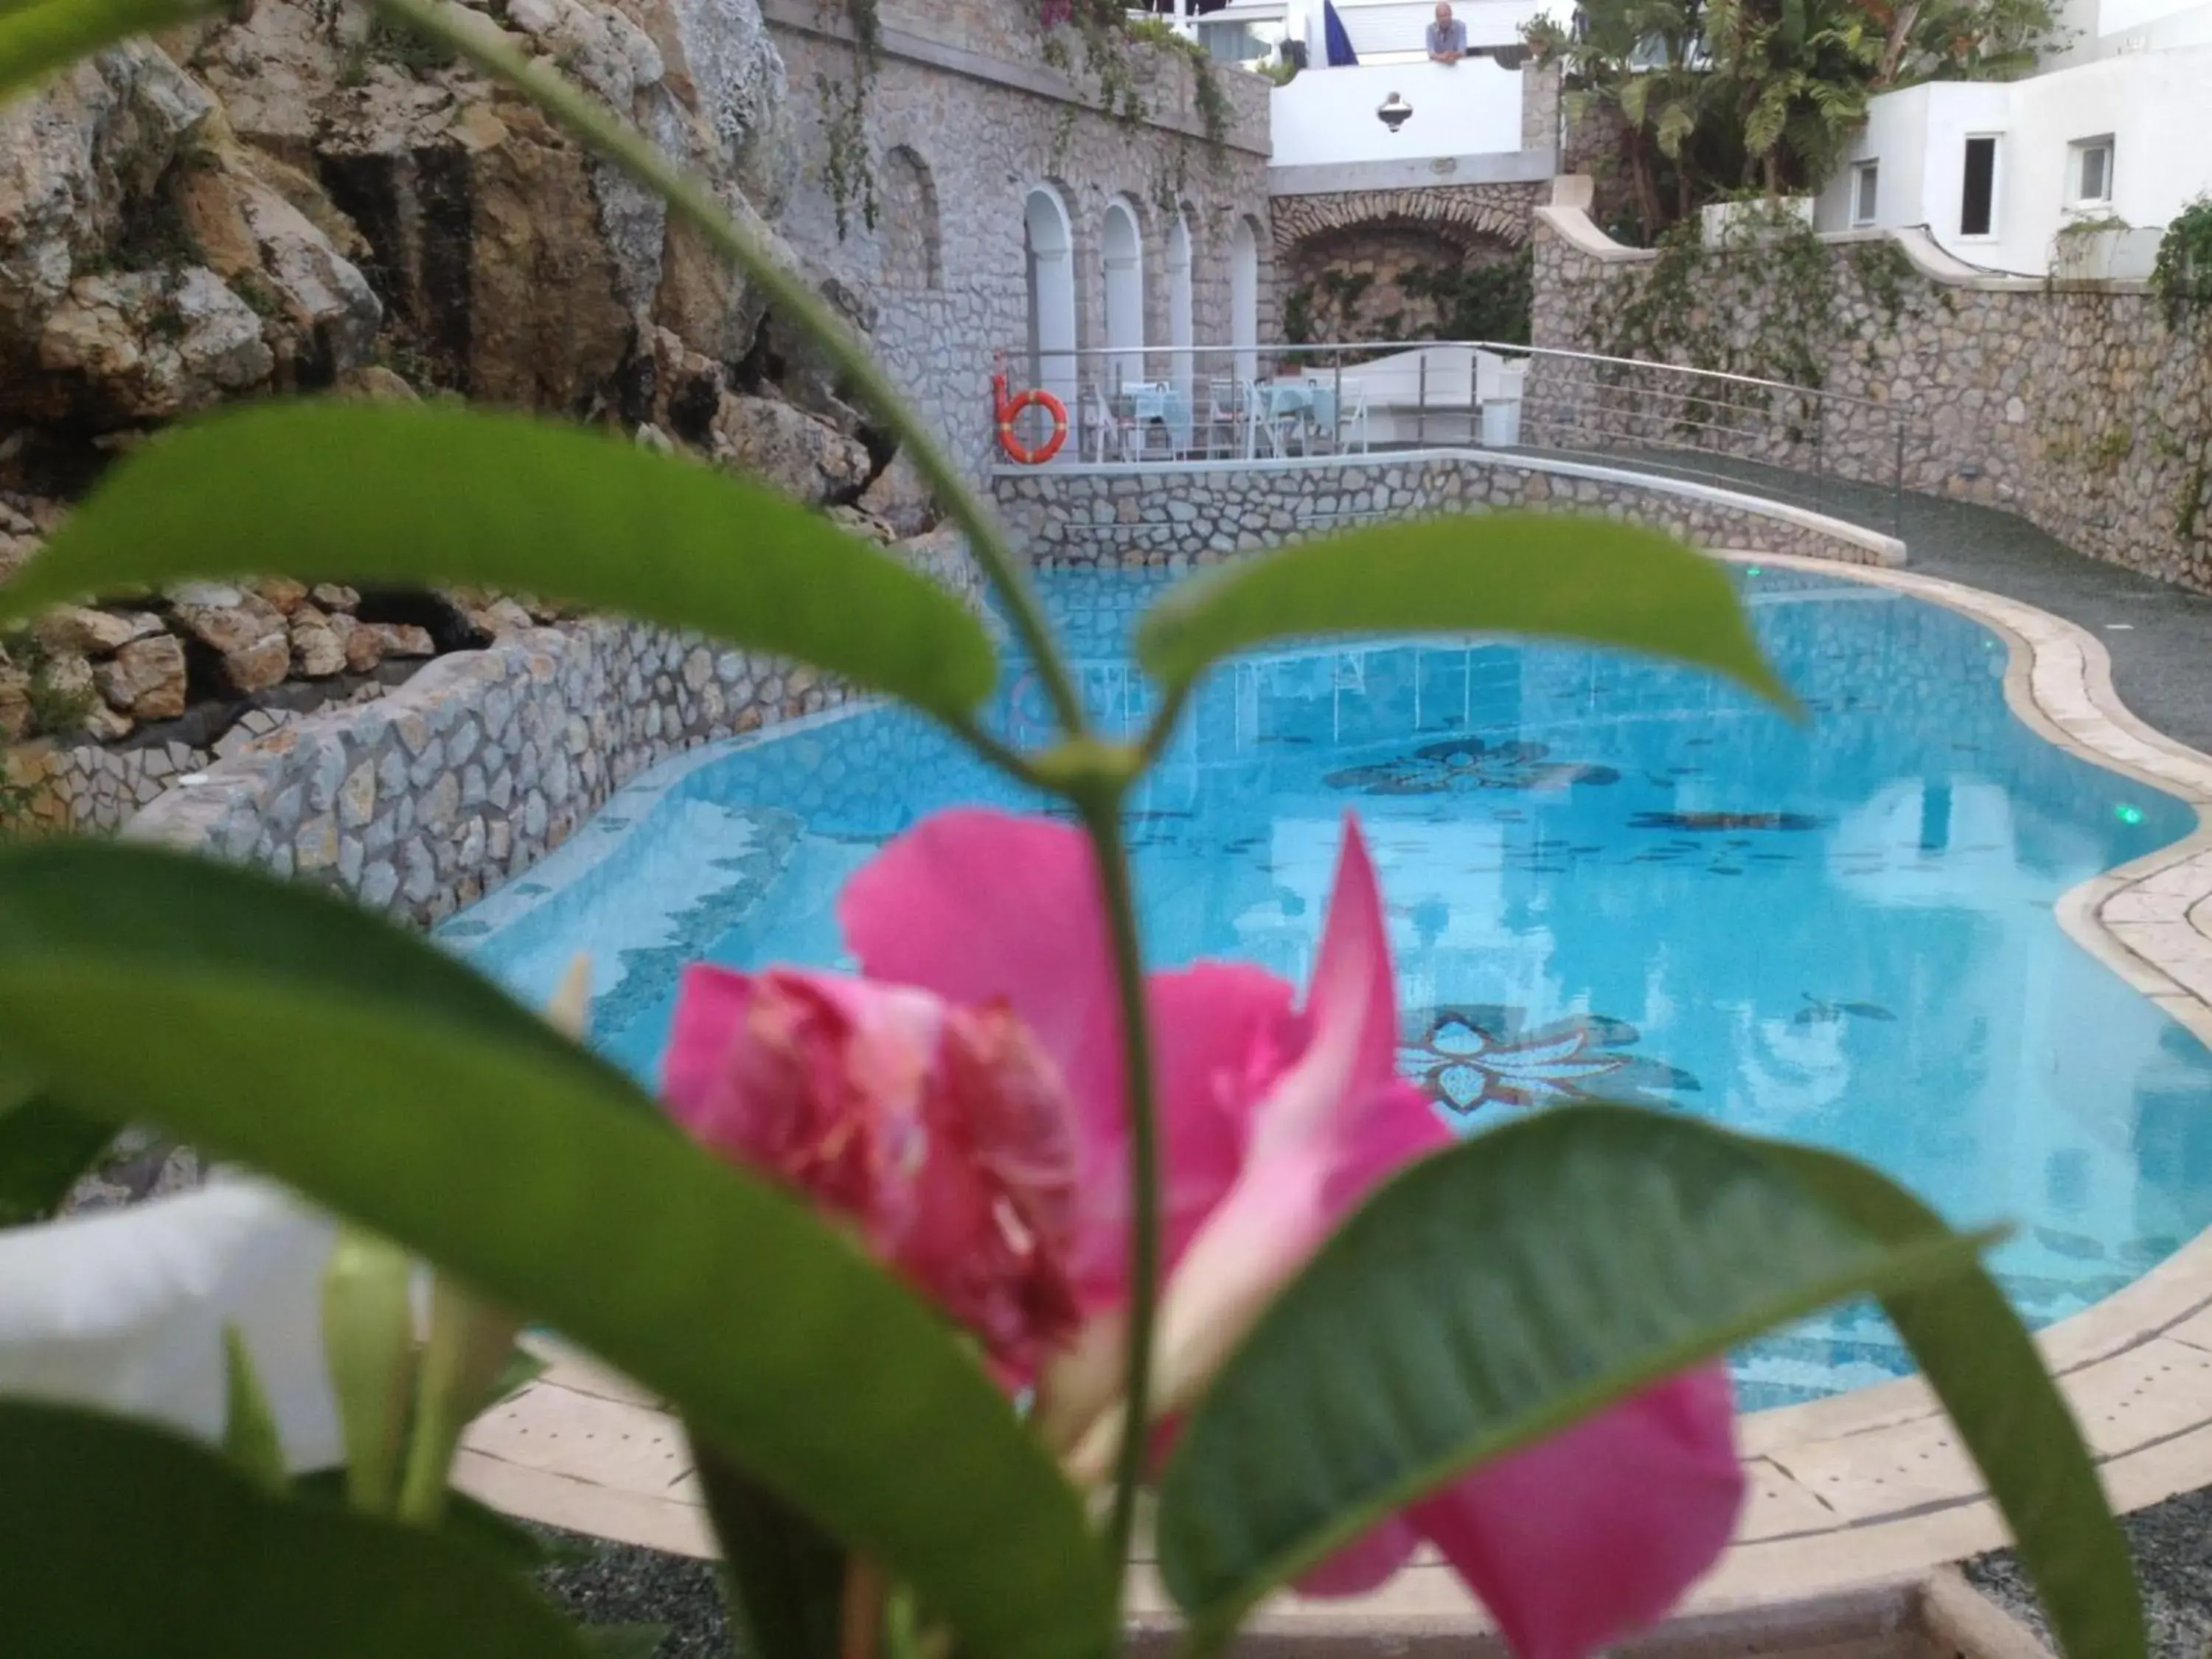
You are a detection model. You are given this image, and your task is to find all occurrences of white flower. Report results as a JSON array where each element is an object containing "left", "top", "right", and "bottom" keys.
[{"left": 0, "top": 1175, "right": 341, "bottom": 1469}]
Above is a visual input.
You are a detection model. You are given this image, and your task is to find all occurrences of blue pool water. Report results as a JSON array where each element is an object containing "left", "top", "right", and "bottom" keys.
[{"left": 445, "top": 566, "right": 2212, "bottom": 1407}]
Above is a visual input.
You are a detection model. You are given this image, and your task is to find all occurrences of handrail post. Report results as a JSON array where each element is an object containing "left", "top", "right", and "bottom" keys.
[
  {"left": 1417, "top": 353, "right": 1427, "bottom": 448},
  {"left": 1812, "top": 392, "right": 1825, "bottom": 515},
  {"left": 1894, "top": 411, "right": 1907, "bottom": 539}
]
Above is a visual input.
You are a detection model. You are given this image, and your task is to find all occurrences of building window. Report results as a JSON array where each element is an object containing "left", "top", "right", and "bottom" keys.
[
  {"left": 1960, "top": 135, "right": 1999, "bottom": 238},
  {"left": 2070, "top": 136, "right": 2114, "bottom": 205},
  {"left": 1851, "top": 160, "right": 1879, "bottom": 227}
]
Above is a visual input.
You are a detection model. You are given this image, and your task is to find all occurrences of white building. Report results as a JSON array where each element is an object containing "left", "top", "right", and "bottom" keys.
[
  {"left": 1187, "top": 0, "right": 1569, "bottom": 171},
  {"left": 1812, "top": 0, "right": 2212, "bottom": 276}
]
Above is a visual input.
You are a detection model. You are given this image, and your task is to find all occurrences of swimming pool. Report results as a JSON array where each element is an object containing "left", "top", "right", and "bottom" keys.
[{"left": 444, "top": 564, "right": 2212, "bottom": 1408}]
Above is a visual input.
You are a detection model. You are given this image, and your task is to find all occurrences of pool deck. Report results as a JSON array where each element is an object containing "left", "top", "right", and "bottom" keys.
[{"left": 470, "top": 546, "right": 2212, "bottom": 1642}]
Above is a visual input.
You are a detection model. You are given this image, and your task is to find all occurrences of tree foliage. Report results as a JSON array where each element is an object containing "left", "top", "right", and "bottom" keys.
[{"left": 1527, "top": 0, "right": 2059, "bottom": 241}]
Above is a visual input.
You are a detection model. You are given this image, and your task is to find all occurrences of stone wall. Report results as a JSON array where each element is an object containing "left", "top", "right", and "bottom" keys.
[
  {"left": 1281, "top": 223, "right": 1525, "bottom": 344},
  {"left": 763, "top": 0, "right": 1276, "bottom": 483},
  {"left": 119, "top": 527, "right": 979, "bottom": 925},
  {"left": 992, "top": 453, "right": 1902, "bottom": 568},
  {"left": 1530, "top": 189, "right": 2212, "bottom": 591}
]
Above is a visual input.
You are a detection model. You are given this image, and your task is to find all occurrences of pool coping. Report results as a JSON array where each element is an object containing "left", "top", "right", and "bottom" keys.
[{"left": 453, "top": 548, "right": 2212, "bottom": 1635}]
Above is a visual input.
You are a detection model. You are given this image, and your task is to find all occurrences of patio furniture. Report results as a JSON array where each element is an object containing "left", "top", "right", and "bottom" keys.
[
  {"left": 1129, "top": 381, "right": 1195, "bottom": 458},
  {"left": 1086, "top": 381, "right": 1140, "bottom": 463},
  {"left": 1248, "top": 379, "right": 1293, "bottom": 458},
  {"left": 1203, "top": 378, "right": 1245, "bottom": 458},
  {"left": 1338, "top": 383, "right": 1371, "bottom": 453},
  {"left": 1258, "top": 379, "right": 1340, "bottom": 456}
]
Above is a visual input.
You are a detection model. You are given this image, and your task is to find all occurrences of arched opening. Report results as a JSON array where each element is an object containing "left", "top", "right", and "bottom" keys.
[
  {"left": 1102, "top": 198, "right": 1145, "bottom": 391},
  {"left": 1166, "top": 215, "right": 1194, "bottom": 397},
  {"left": 1280, "top": 220, "right": 1528, "bottom": 345},
  {"left": 1230, "top": 217, "right": 1260, "bottom": 383},
  {"left": 881, "top": 145, "right": 942, "bottom": 291},
  {"left": 1023, "top": 185, "right": 1078, "bottom": 416}
]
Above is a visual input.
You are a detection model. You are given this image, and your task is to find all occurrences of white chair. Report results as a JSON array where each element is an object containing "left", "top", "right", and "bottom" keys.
[
  {"left": 1338, "top": 383, "right": 1371, "bottom": 454},
  {"left": 1247, "top": 380, "right": 1293, "bottom": 459},
  {"left": 1087, "top": 382, "right": 1139, "bottom": 464},
  {"left": 1203, "top": 377, "right": 1243, "bottom": 459}
]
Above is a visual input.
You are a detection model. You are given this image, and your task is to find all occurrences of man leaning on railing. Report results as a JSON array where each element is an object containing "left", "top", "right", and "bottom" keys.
[{"left": 1426, "top": 2, "right": 1467, "bottom": 63}]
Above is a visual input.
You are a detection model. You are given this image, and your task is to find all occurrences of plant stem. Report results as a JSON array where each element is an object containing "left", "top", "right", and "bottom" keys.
[
  {"left": 369, "top": 0, "right": 1090, "bottom": 745},
  {"left": 1077, "top": 791, "right": 1162, "bottom": 1605},
  {"left": 841, "top": 1557, "right": 888, "bottom": 1659}
]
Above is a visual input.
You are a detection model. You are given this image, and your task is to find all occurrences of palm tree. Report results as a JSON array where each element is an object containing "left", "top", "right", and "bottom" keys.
[
  {"left": 1703, "top": 0, "right": 1882, "bottom": 198},
  {"left": 1526, "top": 0, "right": 1710, "bottom": 240}
]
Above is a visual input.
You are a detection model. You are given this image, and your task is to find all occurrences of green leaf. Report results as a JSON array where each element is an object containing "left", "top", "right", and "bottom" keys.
[
  {"left": 0, "top": 1092, "right": 114, "bottom": 1225},
  {"left": 1134, "top": 516, "right": 1795, "bottom": 712},
  {"left": 0, "top": 400, "right": 997, "bottom": 723},
  {"left": 1154, "top": 1106, "right": 2006, "bottom": 1650},
  {"left": 1759, "top": 1144, "right": 2146, "bottom": 1659},
  {"left": 0, "top": 0, "right": 220, "bottom": 105},
  {"left": 321, "top": 1226, "right": 418, "bottom": 1514},
  {"left": 489, "top": 1343, "right": 549, "bottom": 1405},
  {"left": 0, "top": 841, "right": 1113, "bottom": 1659},
  {"left": 695, "top": 1439, "right": 846, "bottom": 1659},
  {"left": 292, "top": 1469, "right": 591, "bottom": 1571},
  {"left": 0, "top": 1399, "right": 597, "bottom": 1659},
  {"left": 222, "top": 1327, "right": 290, "bottom": 1494},
  {"left": 0, "top": 840, "right": 644, "bottom": 1109}
]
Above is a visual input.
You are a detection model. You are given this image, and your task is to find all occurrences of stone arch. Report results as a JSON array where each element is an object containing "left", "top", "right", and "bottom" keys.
[
  {"left": 1267, "top": 183, "right": 1546, "bottom": 256},
  {"left": 1166, "top": 209, "right": 1195, "bottom": 394},
  {"left": 1023, "top": 183, "right": 1078, "bottom": 412},
  {"left": 1101, "top": 195, "right": 1147, "bottom": 387},
  {"left": 1273, "top": 185, "right": 1546, "bottom": 345},
  {"left": 880, "top": 145, "right": 942, "bottom": 290}
]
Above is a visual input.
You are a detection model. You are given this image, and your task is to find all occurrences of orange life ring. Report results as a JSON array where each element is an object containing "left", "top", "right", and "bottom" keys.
[{"left": 993, "top": 372, "right": 1068, "bottom": 465}]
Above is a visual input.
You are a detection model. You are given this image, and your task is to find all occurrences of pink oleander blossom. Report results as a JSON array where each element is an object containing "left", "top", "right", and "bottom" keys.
[
  {"left": 664, "top": 967, "right": 1085, "bottom": 1371},
  {"left": 664, "top": 807, "right": 1745, "bottom": 1659}
]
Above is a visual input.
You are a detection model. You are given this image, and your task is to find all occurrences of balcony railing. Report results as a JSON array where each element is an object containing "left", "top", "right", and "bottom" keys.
[{"left": 991, "top": 340, "right": 1909, "bottom": 537}]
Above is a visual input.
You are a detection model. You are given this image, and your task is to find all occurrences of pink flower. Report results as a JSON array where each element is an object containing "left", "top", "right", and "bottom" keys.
[
  {"left": 664, "top": 967, "right": 1085, "bottom": 1371},
  {"left": 838, "top": 808, "right": 1745, "bottom": 1659}
]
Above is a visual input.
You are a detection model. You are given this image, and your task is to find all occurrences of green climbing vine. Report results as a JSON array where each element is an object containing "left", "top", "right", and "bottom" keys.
[
  {"left": 2153, "top": 193, "right": 2212, "bottom": 326},
  {"left": 1845, "top": 239, "right": 1913, "bottom": 329},
  {"left": 1284, "top": 252, "right": 1531, "bottom": 347},
  {"left": 1040, "top": 3, "right": 1233, "bottom": 177},
  {"left": 1399, "top": 251, "right": 1534, "bottom": 344},
  {"left": 818, "top": 0, "right": 882, "bottom": 238},
  {"left": 1600, "top": 201, "right": 1836, "bottom": 392},
  {"left": 2176, "top": 457, "right": 2209, "bottom": 541}
]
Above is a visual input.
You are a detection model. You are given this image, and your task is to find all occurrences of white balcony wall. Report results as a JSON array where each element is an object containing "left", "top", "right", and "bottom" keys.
[
  {"left": 2045, "top": 0, "right": 2212, "bottom": 65},
  {"left": 1270, "top": 58, "right": 1523, "bottom": 167}
]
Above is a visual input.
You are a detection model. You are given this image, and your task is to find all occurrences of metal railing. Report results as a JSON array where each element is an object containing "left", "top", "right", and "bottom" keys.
[{"left": 991, "top": 340, "right": 1908, "bottom": 538}]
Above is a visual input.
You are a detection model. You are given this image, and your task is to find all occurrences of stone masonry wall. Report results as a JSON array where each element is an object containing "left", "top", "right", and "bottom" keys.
[
  {"left": 765, "top": 0, "right": 1276, "bottom": 484},
  {"left": 1281, "top": 224, "right": 1522, "bottom": 344},
  {"left": 119, "top": 528, "right": 979, "bottom": 926},
  {"left": 1531, "top": 201, "right": 2212, "bottom": 592},
  {"left": 992, "top": 456, "right": 1898, "bottom": 568}
]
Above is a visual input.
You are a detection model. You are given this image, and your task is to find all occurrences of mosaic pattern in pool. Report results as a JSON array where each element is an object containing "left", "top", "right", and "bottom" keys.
[{"left": 446, "top": 566, "right": 2212, "bottom": 1409}]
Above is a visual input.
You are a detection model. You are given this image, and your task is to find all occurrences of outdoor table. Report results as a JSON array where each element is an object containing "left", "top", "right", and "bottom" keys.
[
  {"left": 1127, "top": 383, "right": 1194, "bottom": 455},
  {"left": 1260, "top": 380, "right": 1340, "bottom": 450}
]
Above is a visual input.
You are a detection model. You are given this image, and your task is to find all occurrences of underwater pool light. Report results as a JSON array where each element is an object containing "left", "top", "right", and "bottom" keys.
[{"left": 2115, "top": 804, "right": 2146, "bottom": 825}]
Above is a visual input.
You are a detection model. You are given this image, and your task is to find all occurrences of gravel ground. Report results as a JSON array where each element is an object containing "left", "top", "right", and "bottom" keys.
[
  {"left": 1969, "top": 1489, "right": 2212, "bottom": 1658},
  {"left": 534, "top": 1527, "right": 734, "bottom": 1657},
  {"left": 533, "top": 475, "right": 2212, "bottom": 1655}
]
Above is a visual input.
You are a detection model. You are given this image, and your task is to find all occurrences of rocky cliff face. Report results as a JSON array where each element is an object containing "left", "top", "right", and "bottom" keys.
[{"left": 0, "top": 0, "right": 937, "bottom": 757}]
